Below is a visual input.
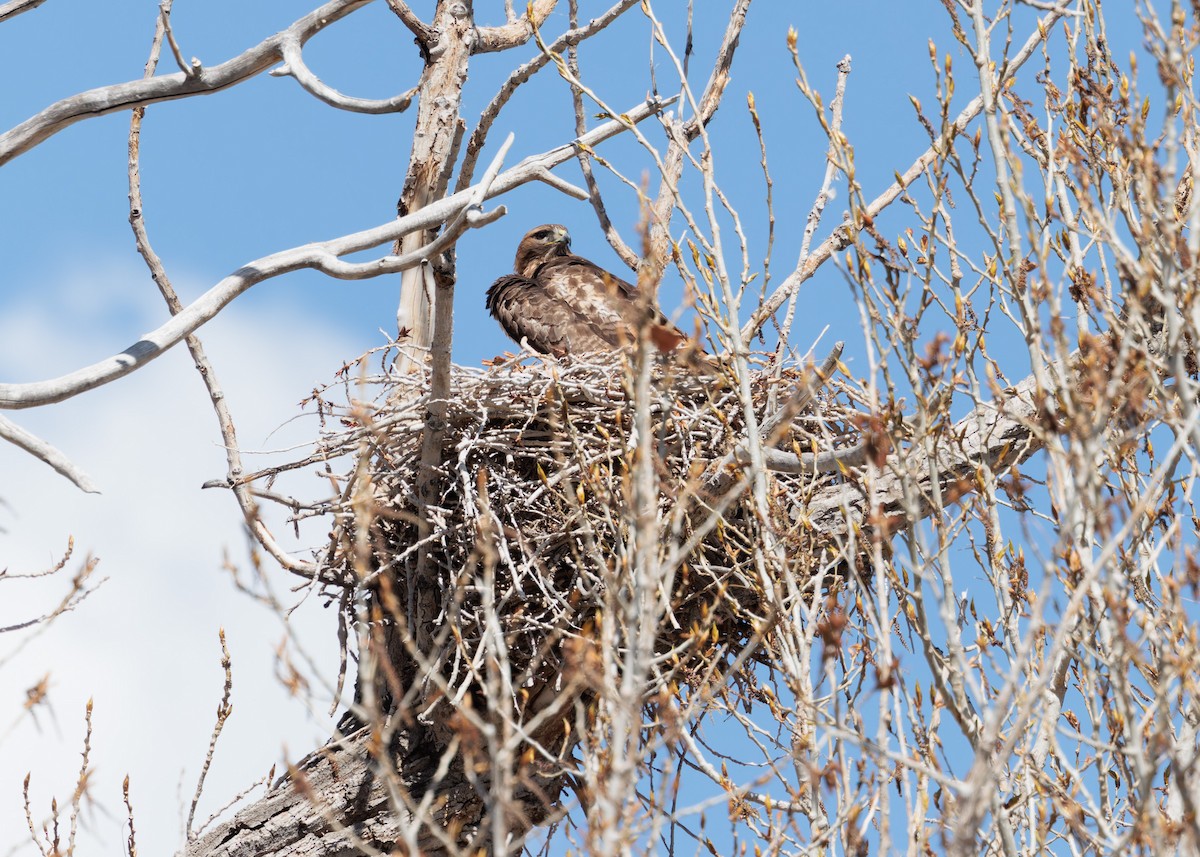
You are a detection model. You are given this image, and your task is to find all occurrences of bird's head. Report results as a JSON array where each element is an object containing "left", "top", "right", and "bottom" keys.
[{"left": 514, "top": 224, "right": 571, "bottom": 277}]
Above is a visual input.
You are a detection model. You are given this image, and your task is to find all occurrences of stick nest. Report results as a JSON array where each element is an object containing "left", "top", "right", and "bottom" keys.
[{"left": 275, "top": 351, "right": 867, "bottom": 714}]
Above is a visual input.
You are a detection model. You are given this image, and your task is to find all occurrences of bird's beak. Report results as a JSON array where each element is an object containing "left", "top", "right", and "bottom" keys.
[{"left": 552, "top": 227, "right": 570, "bottom": 250}]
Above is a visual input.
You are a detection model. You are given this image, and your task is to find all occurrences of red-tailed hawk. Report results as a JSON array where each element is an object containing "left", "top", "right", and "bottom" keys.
[{"left": 485, "top": 224, "right": 697, "bottom": 358}]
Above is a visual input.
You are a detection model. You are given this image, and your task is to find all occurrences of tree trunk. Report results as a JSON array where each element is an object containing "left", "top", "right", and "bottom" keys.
[
  {"left": 394, "top": 0, "right": 474, "bottom": 373},
  {"left": 182, "top": 721, "right": 566, "bottom": 856}
]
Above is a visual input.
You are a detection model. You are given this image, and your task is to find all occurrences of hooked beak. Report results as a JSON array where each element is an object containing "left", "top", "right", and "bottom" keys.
[{"left": 552, "top": 227, "right": 571, "bottom": 251}]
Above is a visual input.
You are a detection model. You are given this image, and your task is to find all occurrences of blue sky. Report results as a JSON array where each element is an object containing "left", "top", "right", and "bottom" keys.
[{"left": 0, "top": 1, "right": 1157, "bottom": 854}]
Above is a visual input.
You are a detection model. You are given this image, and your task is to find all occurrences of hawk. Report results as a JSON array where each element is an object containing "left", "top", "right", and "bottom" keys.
[{"left": 485, "top": 224, "right": 698, "bottom": 358}]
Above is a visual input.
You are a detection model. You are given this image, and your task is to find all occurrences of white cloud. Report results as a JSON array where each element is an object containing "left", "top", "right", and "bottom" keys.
[{"left": 0, "top": 263, "right": 364, "bottom": 855}]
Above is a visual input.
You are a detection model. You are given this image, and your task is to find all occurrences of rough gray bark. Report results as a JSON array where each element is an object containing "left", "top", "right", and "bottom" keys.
[{"left": 182, "top": 723, "right": 565, "bottom": 857}]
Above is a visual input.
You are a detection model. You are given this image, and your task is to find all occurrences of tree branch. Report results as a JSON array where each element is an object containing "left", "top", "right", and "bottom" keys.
[
  {"left": 270, "top": 34, "right": 418, "bottom": 113},
  {"left": 128, "top": 0, "right": 317, "bottom": 577},
  {"left": 0, "top": 96, "right": 673, "bottom": 411},
  {"left": 643, "top": 0, "right": 753, "bottom": 282},
  {"left": 0, "top": 0, "right": 376, "bottom": 167},
  {"left": 472, "top": 0, "right": 558, "bottom": 54},
  {"left": 385, "top": 0, "right": 435, "bottom": 46},
  {"left": 454, "top": 0, "right": 641, "bottom": 191},
  {"left": 0, "top": 414, "right": 98, "bottom": 493},
  {"left": 804, "top": 369, "right": 1045, "bottom": 542},
  {"left": 0, "top": 0, "right": 48, "bottom": 23}
]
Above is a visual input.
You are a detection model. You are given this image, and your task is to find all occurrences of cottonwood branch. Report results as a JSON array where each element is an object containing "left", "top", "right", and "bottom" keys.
[
  {"left": 0, "top": 414, "right": 98, "bottom": 493},
  {"left": 128, "top": 1, "right": 316, "bottom": 577},
  {"left": 0, "top": 0, "right": 46, "bottom": 22},
  {"left": 392, "top": 0, "right": 479, "bottom": 373},
  {"left": 181, "top": 725, "right": 563, "bottom": 857},
  {"left": 0, "top": 96, "right": 671, "bottom": 411},
  {"left": 271, "top": 34, "right": 418, "bottom": 113},
  {"left": 644, "top": 0, "right": 752, "bottom": 281},
  {"left": 472, "top": 0, "right": 558, "bottom": 53},
  {"left": 385, "top": 0, "right": 435, "bottom": 46},
  {"left": 0, "top": 0, "right": 378, "bottom": 167},
  {"left": 455, "top": 0, "right": 641, "bottom": 192}
]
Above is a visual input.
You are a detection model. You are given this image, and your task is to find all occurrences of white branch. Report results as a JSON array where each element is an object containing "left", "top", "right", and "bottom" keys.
[
  {"left": 0, "top": 96, "right": 674, "bottom": 410},
  {"left": 0, "top": 0, "right": 375, "bottom": 167},
  {"left": 735, "top": 443, "right": 868, "bottom": 475},
  {"left": 0, "top": 0, "right": 47, "bottom": 23},
  {"left": 384, "top": 0, "right": 434, "bottom": 45},
  {"left": 270, "top": 34, "right": 418, "bottom": 114},
  {"left": 314, "top": 137, "right": 513, "bottom": 279},
  {"left": 0, "top": 414, "right": 99, "bottom": 493},
  {"left": 531, "top": 166, "right": 588, "bottom": 199}
]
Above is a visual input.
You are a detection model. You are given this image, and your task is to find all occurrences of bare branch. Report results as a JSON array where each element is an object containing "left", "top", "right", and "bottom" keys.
[
  {"left": 0, "top": 414, "right": 98, "bottom": 493},
  {"left": 455, "top": 0, "right": 641, "bottom": 190},
  {"left": 186, "top": 630, "right": 234, "bottom": 840},
  {"left": 735, "top": 442, "right": 868, "bottom": 475},
  {"left": 568, "top": 0, "right": 639, "bottom": 269},
  {"left": 760, "top": 340, "right": 844, "bottom": 440},
  {"left": 0, "top": 0, "right": 375, "bottom": 168},
  {"left": 159, "top": 1, "right": 198, "bottom": 77},
  {"left": 0, "top": 0, "right": 47, "bottom": 23},
  {"left": 385, "top": 0, "right": 435, "bottom": 45},
  {"left": 645, "top": 0, "right": 753, "bottom": 279},
  {"left": 773, "top": 53, "right": 851, "bottom": 356},
  {"left": 270, "top": 34, "right": 418, "bottom": 114},
  {"left": 531, "top": 166, "right": 588, "bottom": 198},
  {"left": 129, "top": 1, "right": 315, "bottom": 577},
  {"left": 805, "top": 368, "right": 1045, "bottom": 542},
  {"left": 472, "top": 0, "right": 558, "bottom": 54},
  {"left": 122, "top": 777, "right": 138, "bottom": 857}
]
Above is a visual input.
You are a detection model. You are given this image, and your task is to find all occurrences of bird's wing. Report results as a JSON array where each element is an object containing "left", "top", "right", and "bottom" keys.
[
  {"left": 545, "top": 257, "right": 691, "bottom": 353},
  {"left": 533, "top": 258, "right": 654, "bottom": 349},
  {"left": 486, "top": 273, "right": 613, "bottom": 355}
]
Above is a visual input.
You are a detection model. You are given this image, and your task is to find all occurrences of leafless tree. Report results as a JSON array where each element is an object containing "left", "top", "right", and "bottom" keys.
[{"left": 5, "top": 0, "right": 1200, "bottom": 854}]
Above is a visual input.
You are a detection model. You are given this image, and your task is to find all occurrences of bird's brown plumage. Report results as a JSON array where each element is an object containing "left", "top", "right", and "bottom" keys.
[{"left": 485, "top": 224, "right": 693, "bottom": 357}]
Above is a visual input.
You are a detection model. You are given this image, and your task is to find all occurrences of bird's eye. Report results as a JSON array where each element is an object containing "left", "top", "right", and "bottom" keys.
[{"left": 534, "top": 229, "right": 551, "bottom": 240}]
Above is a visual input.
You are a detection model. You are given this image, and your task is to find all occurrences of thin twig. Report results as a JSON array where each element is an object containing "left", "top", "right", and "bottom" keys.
[
  {"left": 158, "top": 1, "right": 197, "bottom": 77},
  {"left": 455, "top": 0, "right": 641, "bottom": 191},
  {"left": 122, "top": 776, "right": 138, "bottom": 857},
  {"left": 66, "top": 699, "right": 93, "bottom": 856},
  {"left": 186, "top": 630, "right": 234, "bottom": 840},
  {"left": 742, "top": 2, "right": 1071, "bottom": 341},
  {"left": 128, "top": 0, "right": 312, "bottom": 576},
  {"left": 774, "top": 52, "right": 851, "bottom": 358},
  {"left": 566, "top": 0, "right": 638, "bottom": 268}
]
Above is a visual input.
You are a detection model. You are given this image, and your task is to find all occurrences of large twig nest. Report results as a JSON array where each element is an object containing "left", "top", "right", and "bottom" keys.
[{"left": 277, "top": 351, "right": 867, "bottom": 718}]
